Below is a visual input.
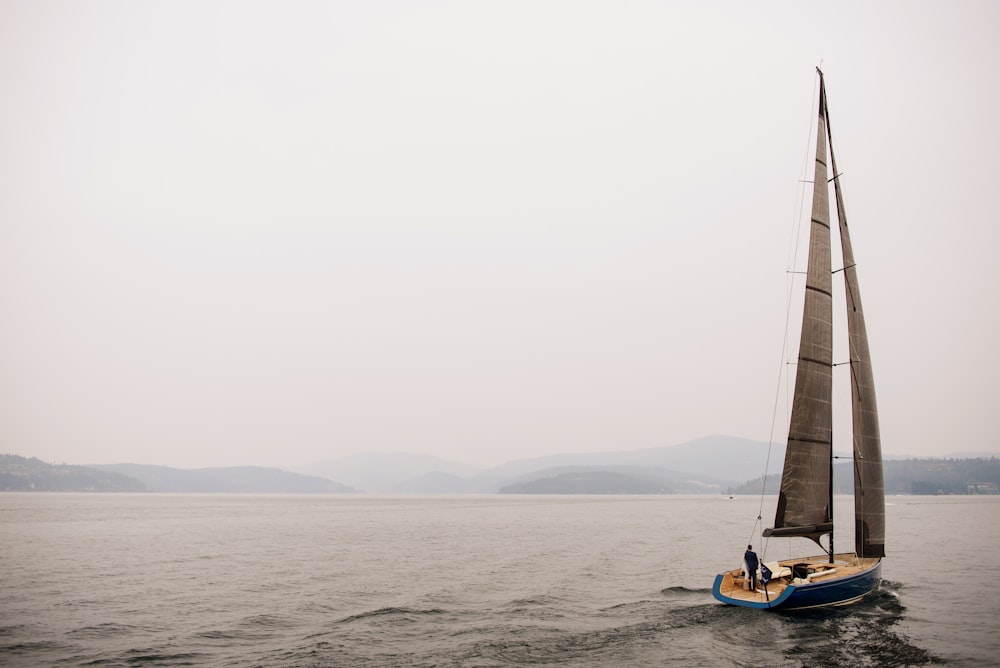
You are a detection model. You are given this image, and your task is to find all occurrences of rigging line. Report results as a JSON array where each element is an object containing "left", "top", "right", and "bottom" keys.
[
  {"left": 831, "top": 352, "right": 858, "bottom": 465},
  {"left": 851, "top": 431, "right": 864, "bottom": 527},
  {"left": 785, "top": 71, "right": 820, "bottom": 272},
  {"left": 849, "top": 349, "right": 863, "bottom": 403},
  {"left": 745, "top": 516, "right": 762, "bottom": 562},
  {"left": 759, "top": 250, "right": 802, "bottom": 517},
  {"left": 756, "top": 284, "right": 794, "bottom": 518}
]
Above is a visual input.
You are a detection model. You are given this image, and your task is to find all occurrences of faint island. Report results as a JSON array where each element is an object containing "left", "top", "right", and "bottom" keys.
[{"left": 497, "top": 465, "right": 728, "bottom": 494}]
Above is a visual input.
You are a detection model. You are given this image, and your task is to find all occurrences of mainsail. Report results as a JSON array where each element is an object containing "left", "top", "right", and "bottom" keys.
[{"left": 767, "top": 76, "right": 835, "bottom": 541}]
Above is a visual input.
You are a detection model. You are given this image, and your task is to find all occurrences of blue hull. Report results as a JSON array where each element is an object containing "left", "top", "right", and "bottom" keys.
[{"left": 712, "top": 559, "right": 881, "bottom": 610}]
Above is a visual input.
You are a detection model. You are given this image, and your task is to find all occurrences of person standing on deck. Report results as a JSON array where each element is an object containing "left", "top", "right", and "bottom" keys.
[{"left": 743, "top": 545, "right": 759, "bottom": 590}]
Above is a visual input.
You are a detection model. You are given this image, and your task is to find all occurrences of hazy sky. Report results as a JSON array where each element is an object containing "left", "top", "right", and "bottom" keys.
[{"left": 1, "top": 1, "right": 997, "bottom": 469}]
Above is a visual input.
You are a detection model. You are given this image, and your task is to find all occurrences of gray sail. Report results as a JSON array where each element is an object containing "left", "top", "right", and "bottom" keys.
[
  {"left": 766, "top": 77, "right": 834, "bottom": 540},
  {"left": 826, "top": 97, "right": 886, "bottom": 559}
]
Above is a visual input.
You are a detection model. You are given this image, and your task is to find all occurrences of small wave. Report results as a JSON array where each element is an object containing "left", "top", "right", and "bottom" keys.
[
  {"left": 467, "top": 615, "right": 675, "bottom": 666},
  {"left": 68, "top": 622, "right": 147, "bottom": 639},
  {"left": 193, "top": 613, "right": 298, "bottom": 642},
  {"left": 194, "top": 629, "right": 267, "bottom": 641},
  {"left": 505, "top": 598, "right": 544, "bottom": 608},
  {"left": 661, "top": 585, "right": 712, "bottom": 596},
  {"left": 92, "top": 648, "right": 206, "bottom": 666},
  {"left": 239, "top": 613, "right": 298, "bottom": 629},
  {"left": 502, "top": 595, "right": 567, "bottom": 609},
  {"left": 602, "top": 599, "right": 658, "bottom": 612},
  {"left": 336, "top": 606, "right": 445, "bottom": 625},
  {"left": 2, "top": 640, "right": 65, "bottom": 653},
  {"left": 125, "top": 653, "right": 202, "bottom": 665},
  {"left": 0, "top": 625, "right": 29, "bottom": 639}
]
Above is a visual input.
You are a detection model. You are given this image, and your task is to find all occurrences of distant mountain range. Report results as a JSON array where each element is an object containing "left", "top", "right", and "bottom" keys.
[
  {"left": 3, "top": 437, "right": 777, "bottom": 494},
  {"left": 4, "top": 438, "right": 997, "bottom": 494},
  {"left": 0, "top": 455, "right": 358, "bottom": 493},
  {"left": 297, "top": 452, "right": 483, "bottom": 494},
  {"left": 295, "top": 436, "right": 780, "bottom": 493}
]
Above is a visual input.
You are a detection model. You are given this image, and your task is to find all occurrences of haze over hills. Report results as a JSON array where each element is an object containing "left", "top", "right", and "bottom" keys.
[
  {"left": 91, "top": 464, "right": 357, "bottom": 494},
  {"left": 6, "top": 436, "right": 996, "bottom": 494},
  {"left": 476, "top": 435, "right": 782, "bottom": 482},
  {"left": 500, "top": 471, "right": 674, "bottom": 495},
  {"left": 292, "top": 437, "right": 1000, "bottom": 495},
  {"left": 294, "top": 452, "right": 481, "bottom": 495},
  {"left": 296, "top": 436, "right": 780, "bottom": 493}
]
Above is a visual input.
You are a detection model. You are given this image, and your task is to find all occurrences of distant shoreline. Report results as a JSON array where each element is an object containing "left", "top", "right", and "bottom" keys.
[{"left": 3, "top": 451, "right": 997, "bottom": 495}]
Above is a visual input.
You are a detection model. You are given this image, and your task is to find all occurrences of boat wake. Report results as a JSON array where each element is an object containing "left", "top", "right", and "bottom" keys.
[{"left": 773, "top": 587, "right": 940, "bottom": 667}]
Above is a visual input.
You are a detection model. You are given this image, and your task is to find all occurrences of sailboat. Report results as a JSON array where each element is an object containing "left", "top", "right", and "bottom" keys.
[{"left": 712, "top": 69, "right": 885, "bottom": 610}]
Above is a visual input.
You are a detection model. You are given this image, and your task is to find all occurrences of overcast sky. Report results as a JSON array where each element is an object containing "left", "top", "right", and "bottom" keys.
[{"left": 1, "top": 1, "right": 997, "bottom": 469}]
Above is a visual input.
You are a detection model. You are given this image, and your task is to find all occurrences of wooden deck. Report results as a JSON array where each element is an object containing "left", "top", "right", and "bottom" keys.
[{"left": 716, "top": 553, "right": 880, "bottom": 604}]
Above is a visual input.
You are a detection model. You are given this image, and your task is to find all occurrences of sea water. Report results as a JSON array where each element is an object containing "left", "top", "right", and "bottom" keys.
[{"left": 1, "top": 494, "right": 997, "bottom": 667}]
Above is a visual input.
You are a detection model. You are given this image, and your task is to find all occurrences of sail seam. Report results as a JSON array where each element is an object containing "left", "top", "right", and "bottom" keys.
[
  {"left": 797, "top": 356, "right": 830, "bottom": 370},
  {"left": 805, "top": 285, "right": 832, "bottom": 297},
  {"left": 788, "top": 436, "right": 831, "bottom": 445}
]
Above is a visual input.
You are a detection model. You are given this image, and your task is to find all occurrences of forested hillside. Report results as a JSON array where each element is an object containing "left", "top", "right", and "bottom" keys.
[{"left": 0, "top": 454, "right": 146, "bottom": 492}]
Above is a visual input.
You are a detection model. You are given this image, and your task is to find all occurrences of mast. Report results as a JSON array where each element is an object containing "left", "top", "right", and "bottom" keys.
[{"left": 822, "top": 69, "right": 835, "bottom": 565}]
